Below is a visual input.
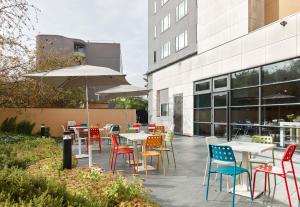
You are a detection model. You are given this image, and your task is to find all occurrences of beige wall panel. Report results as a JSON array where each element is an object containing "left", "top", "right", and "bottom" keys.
[{"left": 279, "top": 0, "right": 300, "bottom": 18}]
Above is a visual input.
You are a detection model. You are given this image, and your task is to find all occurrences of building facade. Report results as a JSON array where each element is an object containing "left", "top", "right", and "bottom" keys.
[
  {"left": 148, "top": 0, "right": 300, "bottom": 148},
  {"left": 36, "top": 34, "right": 122, "bottom": 72}
]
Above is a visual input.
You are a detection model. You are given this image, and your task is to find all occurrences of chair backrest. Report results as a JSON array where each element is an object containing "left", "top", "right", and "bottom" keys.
[
  {"left": 67, "top": 121, "right": 76, "bottom": 127},
  {"left": 165, "top": 130, "right": 174, "bottom": 142},
  {"left": 111, "top": 125, "right": 120, "bottom": 133},
  {"left": 90, "top": 128, "right": 100, "bottom": 137},
  {"left": 148, "top": 123, "right": 156, "bottom": 128},
  {"left": 251, "top": 135, "right": 273, "bottom": 144},
  {"left": 111, "top": 134, "right": 119, "bottom": 148},
  {"left": 209, "top": 144, "right": 236, "bottom": 163},
  {"left": 282, "top": 144, "right": 298, "bottom": 162},
  {"left": 133, "top": 123, "right": 141, "bottom": 128},
  {"left": 145, "top": 135, "right": 163, "bottom": 148},
  {"left": 155, "top": 125, "right": 165, "bottom": 133}
]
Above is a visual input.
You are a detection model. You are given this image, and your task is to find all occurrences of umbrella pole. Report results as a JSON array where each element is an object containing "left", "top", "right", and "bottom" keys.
[{"left": 86, "top": 82, "right": 92, "bottom": 168}]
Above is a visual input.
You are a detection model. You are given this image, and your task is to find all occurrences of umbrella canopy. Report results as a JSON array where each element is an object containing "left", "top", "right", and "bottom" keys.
[
  {"left": 95, "top": 85, "right": 148, "bottom": 99},
  {"left": 24, "top": 65, "right": 128, "bottom": 88},
  {"left": 24, "top": 65, "right": 129, "bottom": 168}
]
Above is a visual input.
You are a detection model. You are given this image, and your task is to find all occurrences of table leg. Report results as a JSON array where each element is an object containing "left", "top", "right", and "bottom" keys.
[
  {"left": 230, "top": 151, "right": 262, "bottom": 198},
  {"left": 280, "top": 127, "right": 285, "bottom": 147},
  {"left": 75, "top": 137, "right": 88, "bottom": 159}
]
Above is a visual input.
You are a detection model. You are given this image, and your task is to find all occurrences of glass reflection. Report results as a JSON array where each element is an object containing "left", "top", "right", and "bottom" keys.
[
  {"left": 231, "top": 87, "right": 259, "bottom": 106},
  {"left": 231, "top": 68, "right": 259, "bottom": 88}
]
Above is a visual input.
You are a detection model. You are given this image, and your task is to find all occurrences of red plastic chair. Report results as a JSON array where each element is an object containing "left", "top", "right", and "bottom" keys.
[
  {"left": 86, "top": 128, "right": 102, "bottom": 152},
  {"left": 132, "top": 123, "right": 141, "bottom": 132},
  {"left": 148, "top": 123, "right": 156, "bottom": 133},
  {"left": 252, "top": 144, "right": 300, "bottom": 207},
  {"left": 110, "top": 134, "right": 137, "bottom": 173}
]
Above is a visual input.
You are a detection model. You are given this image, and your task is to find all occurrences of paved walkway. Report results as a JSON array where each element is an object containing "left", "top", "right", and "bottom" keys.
[{"left": 76, "top": 136, "right": 300, "bottom": 207}]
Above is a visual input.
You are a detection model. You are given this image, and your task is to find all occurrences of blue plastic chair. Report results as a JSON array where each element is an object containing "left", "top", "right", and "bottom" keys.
[{"left": 205, "top": 144, "right": 253, "bottom": 207}]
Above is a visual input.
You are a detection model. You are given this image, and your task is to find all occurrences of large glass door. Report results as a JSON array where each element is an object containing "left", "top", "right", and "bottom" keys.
[{"left": 213, "top": 92, "right": 228, "bottom": 138}]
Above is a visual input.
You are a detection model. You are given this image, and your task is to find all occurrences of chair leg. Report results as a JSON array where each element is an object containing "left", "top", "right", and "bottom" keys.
[
  {"left": 264, "top": 173, "right": 267, "bottom": 193},
  {"left": 128, "top": 153, "right": 131, "bottom": 167},
  {"left": 283, "top": 175, "right": 292, "bottom": 207},
  {"left": 161, "top": 151, "right": 166, "bottom": 176},
  {"left": 145, "top": 156, "right": 148, "bottom": 177},
  {"left": 110, "top": 151, "right": 115, "bottom": 170},
  {"left": 156, "top": 155, "right": 159, "bottom": 171},
  {"left": 132, "top": 153, "right": 137, "bottom": 173},
  {"left": 252, "top": 170, "right": 258, "bottom": 198},
  {"left": 171, "top": 142, "right": 176, "bottom": 168},
  {"left": 232, "top": 175, "right": 236, "bottom": 207},
  {"left": 291, "top": 161, "right": 300, "bottom": 201},
  {"left": 203, "top": 156, "right": 209, "bottom": 186},
  {"left": 247, "top": 171, "right": 253, "bottom": 201},
  {"left": 99, "top": 139, "right": 101, "bottom": 152},
  {"left": 205, "top": 171, "right": 211, "bottom": 201},
  {"left": 113, "top": 154, "right": 117, "bottom": 173},
  {"left": 227, "top": 176, "right": 230, "bottom": 192},
  {"left": 220, "top": 174, "right": 223, "bottom": 192}
]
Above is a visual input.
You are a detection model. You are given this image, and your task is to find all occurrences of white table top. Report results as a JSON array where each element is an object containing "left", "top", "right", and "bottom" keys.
[
  {"left": 220, "top": 141, "right": 276, "bottom": 154},
  {"left": 120, "top": 133, "right": 152, "bottom": 141}
]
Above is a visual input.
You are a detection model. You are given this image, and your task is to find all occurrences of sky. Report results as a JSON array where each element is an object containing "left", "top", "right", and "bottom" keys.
[{"left": 28, "top": 0, "right": 148, "bottom": 86}]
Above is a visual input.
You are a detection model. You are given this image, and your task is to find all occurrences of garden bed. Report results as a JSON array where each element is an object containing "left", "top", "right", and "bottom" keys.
[{"left": 0, "top": 132, "right": 159, "bottom": 207}]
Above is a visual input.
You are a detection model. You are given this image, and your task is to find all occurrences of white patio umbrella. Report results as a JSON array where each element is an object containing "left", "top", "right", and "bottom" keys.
[
  {"left": 95, "top": 85, "right": 148, "bottom": 125},
  {"left": 24, "top": 65, "right": 129, "bottom": 167}
]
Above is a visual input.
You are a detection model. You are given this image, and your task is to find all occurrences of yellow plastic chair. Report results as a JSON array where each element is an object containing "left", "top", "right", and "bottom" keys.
[{"left": 140, "top": 135, "right": 166, "bottom": 176}]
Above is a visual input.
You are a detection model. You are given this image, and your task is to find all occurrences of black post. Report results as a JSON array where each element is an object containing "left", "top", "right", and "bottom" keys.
[
  {"left": 63, "top": 131, "right": 72, "bottom": 169},
  {"left": 40, "top": 123, "right": 45, "bottom": 138}
]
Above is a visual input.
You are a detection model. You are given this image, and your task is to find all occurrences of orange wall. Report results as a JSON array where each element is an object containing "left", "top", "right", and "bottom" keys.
[{"left": 0, "top": 108, "right": 136, "bottom": 137}]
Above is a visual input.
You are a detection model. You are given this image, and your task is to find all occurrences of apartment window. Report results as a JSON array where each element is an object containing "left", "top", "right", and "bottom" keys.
[
  {"left": 176, "top": 0, "right": 188, "bottom": 21},
  {"left": 157, "top": 89, "right": 169, "bottom": 117},
  {"left": 154, "top": 26, "right": 157, "bottom": 39},
  {"left": 175, "top": 30, "right": 188, "bottom": 51},
  {"left": 154, "top": 51, "right": 157, "bottom": 63},
  {"left": 161, "top": 14, "right": 171, "bottom": 32},
  {"left": 154, "top": 1, "right": 157, "bottom": 14},
  {"left": 161, "top": 41, "right": 171, "bottom": 59},
  {"left": 161, "top": 0, "right": 169, "bottom": 6}
]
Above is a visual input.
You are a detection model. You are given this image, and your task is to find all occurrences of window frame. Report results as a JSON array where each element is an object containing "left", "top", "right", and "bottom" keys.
[
  {"left": 161, "top": 41, "right": 171, "bottom": 59},
  {"left": 175, "top": 30, "right": 188, "bottom": 52},
  {"left": 194, "top": 79, "right": 211, "bottom": 94},
  {"left": 176, "top": 0, "right": 188, "bottom": 22}
]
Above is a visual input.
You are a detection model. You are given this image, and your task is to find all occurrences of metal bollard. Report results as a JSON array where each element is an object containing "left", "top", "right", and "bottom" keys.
[
  {"left": 40, "top": 123, "right": 45, "bottom": 138},
  {"left": 63, "top": 131, "right": 72, "bottom": 169}
]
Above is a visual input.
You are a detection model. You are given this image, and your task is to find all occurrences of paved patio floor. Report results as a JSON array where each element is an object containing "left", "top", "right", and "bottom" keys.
[{"left": 75, "top": 136, "right": 300, "bottom": 207}]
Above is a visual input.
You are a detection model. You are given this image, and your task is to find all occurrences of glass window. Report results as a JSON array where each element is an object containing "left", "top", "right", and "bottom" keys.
[
  {"left": 261, "top": 105, "right": 300, "bottom": 124},
  {"left": 176, "top": 0, "right": 188, "bottom": 21},
  {"left": 231, "top": 107, "right": 259, "bottom": 124},
  {"left": 231, "top": 68, "right": 259, "bottom": 88},
  {"left": 194, "top": 123, "right": 211, "bottom": 136},
  {"left": 154, "top": 1, "right": 157, "bottom": 13},
  {"left": 231, "top": 87, "right": 259, "bottom": 106},
  {"left": 175, "top": 30, "right": 188, "bottom": 51},
  {"left": 214, "top": 93, "right": 227, "bottom": 107},
  {"left": 231, "top": 125, "right": 259, "bottom": 139},
  {"left": 154, "top": 51, "right": 156, "bottom": 63},
  {"left": 161, "top": 0, "right": 169, "bottom": 6},
  {"left": 262, "top": 58, "right": 300, "bottom": 84},
  {"left": 195, "top": 80, "right": 210, "bottom": 93},
  {"left": 161, "top": 14, "right": 171, "bottom": 32},
  {"left": 214, "top": 124, "right": 227, "bottom": 138},
  {"left": 213, "top": 77, "right": 227, "bottom": 90},
  {"left": 161, "top": 103, "right": 169, "bottom": 116},
  {"left": 262, "top": 81, "right": 300, "bottom": 105},
  {"left": 154, "top": 26, "right": 157, "bottom": 39},
  {"left": 161, "top": 41, "right": 170, "bottom": 59},
  {"left": 194, "top": 109, "right": 211, "bottom": 122},
  {"left": 194, "top": 94, "right": 211, "bottom": 108},
  {"left": 214, "top": 109, "right": 226, "bottom": 123}
]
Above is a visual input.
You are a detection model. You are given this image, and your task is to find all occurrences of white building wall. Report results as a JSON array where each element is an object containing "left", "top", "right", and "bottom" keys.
[
  {"left": 149, "top": 13, "right": 300, "bottom": 136},
  {"left": 197, "top": 0, "right": 249, "bottom": 53}
]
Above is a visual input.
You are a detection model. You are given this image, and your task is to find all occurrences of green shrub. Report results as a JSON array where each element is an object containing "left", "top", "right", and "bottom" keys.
[
  {"left": 15, "top": 121, "right": 35, "bottom": 135},
  {"left": 0, "top": 168, "right": 99, "bottom": 207},
  {"left": 0, "top": 117, "right": 17, "bottom": 133}
]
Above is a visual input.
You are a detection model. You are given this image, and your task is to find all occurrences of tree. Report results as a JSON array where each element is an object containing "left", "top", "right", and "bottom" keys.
[
  {"left": 109, "top": 96, "right": 148, "bottom": 110},
  {"left": 0, "top": 0, "right": 85, "bottom": 108}
]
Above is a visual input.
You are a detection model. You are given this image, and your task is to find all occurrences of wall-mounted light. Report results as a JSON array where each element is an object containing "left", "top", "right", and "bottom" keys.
[{"left": 280, "top": 20, "right": 287, "bottom": 27}]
